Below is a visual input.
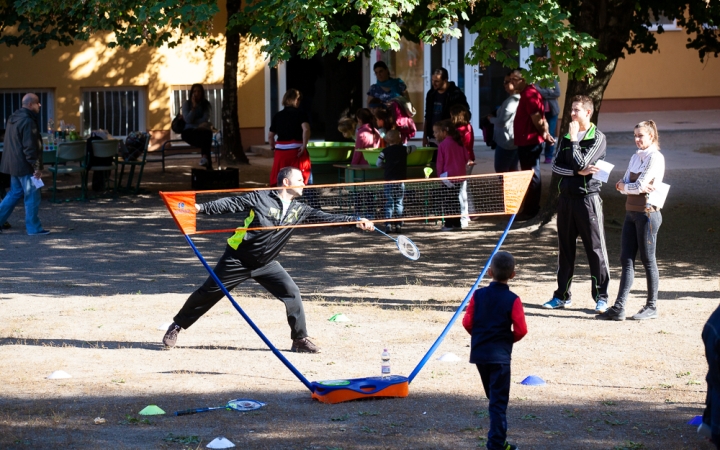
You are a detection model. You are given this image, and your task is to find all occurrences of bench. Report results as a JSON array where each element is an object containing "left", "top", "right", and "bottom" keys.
[{"left": 149, "top": 138, "right": 221, "bottom": 172}]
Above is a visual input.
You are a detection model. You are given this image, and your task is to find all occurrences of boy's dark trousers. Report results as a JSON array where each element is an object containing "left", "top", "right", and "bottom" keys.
[{"left": 476, "top": 363, "right": 511, "bottom": 450}]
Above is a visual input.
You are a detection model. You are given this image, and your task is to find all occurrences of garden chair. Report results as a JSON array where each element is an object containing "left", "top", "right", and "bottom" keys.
[{"left": 48, "top": 141, "right": 87, "bottom": 202}]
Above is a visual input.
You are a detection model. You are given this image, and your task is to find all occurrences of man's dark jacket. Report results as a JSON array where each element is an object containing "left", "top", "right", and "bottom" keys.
[
  {"left": 1, "top": 108, "right": 42, "bottom": 177},
  {"left": 199, "top": 190, "right": 355, "bottom": 269},
  {"left": 551, "top": 123, "right": 607, "bottom": 198},
  {"left": 423, "top": 81, "right": 469, "bottom": 136}
]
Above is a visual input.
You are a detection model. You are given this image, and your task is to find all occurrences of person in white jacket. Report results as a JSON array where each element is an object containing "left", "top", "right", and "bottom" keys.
[
  {"left": 597, "top": 120, "right": 666, "bottom": 321},
  {"left": 488, "top": 74, "right": 520, "bottom": 173}
]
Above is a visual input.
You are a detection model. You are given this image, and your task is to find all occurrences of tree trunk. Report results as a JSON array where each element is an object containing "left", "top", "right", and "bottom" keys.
[{"left": 221, "top": 0, "right": 249, "bottom": 165}]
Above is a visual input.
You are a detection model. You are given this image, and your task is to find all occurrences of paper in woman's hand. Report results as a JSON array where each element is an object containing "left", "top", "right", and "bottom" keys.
[
  {"left": 647, "top": 182, "right": 670, "bottom": 208},
  {"left": 592, "top": 160, "right": 614, "bottom": 183}
]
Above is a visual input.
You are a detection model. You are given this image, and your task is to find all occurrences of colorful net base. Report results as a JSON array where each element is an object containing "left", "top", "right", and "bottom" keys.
[
  {"left": 311, "top": 375, "right": 409, "bottom": 404},
  {"left": 160, "top": 171, "right": 532, "bottom": 235}
]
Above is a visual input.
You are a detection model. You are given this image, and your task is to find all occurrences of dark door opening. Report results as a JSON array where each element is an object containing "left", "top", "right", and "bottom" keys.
[{"left": 285, "top": 50, "right": 363, "bottom": 141}]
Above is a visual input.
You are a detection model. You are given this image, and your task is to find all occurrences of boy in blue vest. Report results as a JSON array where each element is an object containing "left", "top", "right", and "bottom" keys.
[{"left": 463, "top": 251, "right": 527, "bottom": 450}]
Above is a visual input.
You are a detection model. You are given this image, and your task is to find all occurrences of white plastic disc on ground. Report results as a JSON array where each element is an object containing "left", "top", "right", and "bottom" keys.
[
  {"left": 47, "top": 370, "right": 72, "bottom": 379},
  {"left": 436, "top": 352, "right": 461, "bottom": 362},
  {"left": 158, "top": 322, "right": 173, "bottom": 330},
  {"left": 207, "top": 437, "right": 235, "bottom": 449}
]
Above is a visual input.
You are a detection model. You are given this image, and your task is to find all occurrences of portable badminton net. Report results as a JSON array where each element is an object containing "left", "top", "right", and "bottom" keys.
[{"left": 160, "top": 170, "right": 532, "bottom": 403}]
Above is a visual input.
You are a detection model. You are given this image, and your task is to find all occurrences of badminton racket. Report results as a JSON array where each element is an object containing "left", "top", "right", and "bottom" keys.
[
  {"left": 374, "top": 226, "right": 420, "bottom": 260},
  {"left": 175, "top": 399, "right": 265, "bottom": 416}
]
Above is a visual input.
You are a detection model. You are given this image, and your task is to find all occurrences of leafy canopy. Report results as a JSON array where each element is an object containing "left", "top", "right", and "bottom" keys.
[
  {"left": 0, "top": 0, "right": 219, "bottom": 53},
  {"left": 239, "top": 0, "right": 603, "bottom": 83}
]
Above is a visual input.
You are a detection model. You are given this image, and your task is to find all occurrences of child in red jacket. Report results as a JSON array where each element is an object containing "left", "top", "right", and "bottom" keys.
[{"left": 463, "top": 251, "right": 527, "bottom": 450}]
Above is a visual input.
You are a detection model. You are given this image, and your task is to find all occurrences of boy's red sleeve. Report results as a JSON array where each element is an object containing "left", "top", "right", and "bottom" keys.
[
  {"left": 462, "top": 296, "right": 475, "bottom": 334},
  {"left": 511, "top": 297, "right": 527, "bottom": 342}
]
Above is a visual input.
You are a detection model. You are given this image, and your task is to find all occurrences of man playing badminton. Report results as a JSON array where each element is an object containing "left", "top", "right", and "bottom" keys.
[{"left": 162, "top": 166, "right": 374, "bottom": 353}]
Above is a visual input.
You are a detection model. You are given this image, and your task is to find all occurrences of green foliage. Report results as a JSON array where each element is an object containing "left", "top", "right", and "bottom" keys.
[
  {"left": 240, "top": 0, "right": 601, "bottom": 83},
  {"left": 0, "top": 0, "right": 218, "bottom": 53}
]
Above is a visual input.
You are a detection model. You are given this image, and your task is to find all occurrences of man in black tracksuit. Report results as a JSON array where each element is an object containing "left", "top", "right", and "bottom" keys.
[
  {"left": 542, "top": 95, "right": 610, "bottom": 313},
  {"left": 162, "top": 167, "right": 374, "bottom": 353}
]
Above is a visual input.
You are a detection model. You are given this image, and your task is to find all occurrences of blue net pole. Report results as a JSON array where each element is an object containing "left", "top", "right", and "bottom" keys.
[
  {"left": 185, "top": 235, "right": 314, "bottom": 392},
  {"left": 407, "top": 214, "right": 517, "bottom": 384}
]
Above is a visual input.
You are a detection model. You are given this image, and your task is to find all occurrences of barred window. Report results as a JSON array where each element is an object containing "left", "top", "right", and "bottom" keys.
[
  {"left": 81, "top": 88, "right": 146, "bottom": 137},
  {"left": 0, "top": 89, "right": 54, "bottom": 133},
  {"left": 171, "top": 85, "right": 223, "bottom": 137}
]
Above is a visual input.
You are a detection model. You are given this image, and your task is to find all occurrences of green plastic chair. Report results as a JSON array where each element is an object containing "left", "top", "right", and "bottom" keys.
[
  {"left": 48, "top": 141, "right": 87, "bottom": 202},
  {"left": 116, "top": 132, "right": 149, "bottom": 195},
  {"left": 89, "top": 139, "right": 120, "bottom": 197}
]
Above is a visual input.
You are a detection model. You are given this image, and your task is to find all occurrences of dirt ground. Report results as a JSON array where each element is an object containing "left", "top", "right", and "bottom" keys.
[{"left": 1, "top": 131, "right": 719, "bottom": 449}]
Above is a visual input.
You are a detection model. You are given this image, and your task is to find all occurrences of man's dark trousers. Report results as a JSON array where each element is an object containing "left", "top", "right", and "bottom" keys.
[
  {"left": 517, "top": 142, "right": 544, "bottom": 217},
  {"left": 553, "top": 194, "right": 610, "bottom": 302},
  {"left": 173, "top": 247, "right": 307, "bottom": 340},
  {"left": 476, "top": 363, "right": 511, "bottom": 450}
]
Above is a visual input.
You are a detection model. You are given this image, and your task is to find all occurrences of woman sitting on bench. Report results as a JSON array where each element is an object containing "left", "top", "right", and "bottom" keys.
[{"left": 181, "top": 84, "right": 214, "bottom": 170}]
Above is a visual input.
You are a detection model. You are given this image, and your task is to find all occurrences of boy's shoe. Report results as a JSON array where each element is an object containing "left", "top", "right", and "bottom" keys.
[
  {"left": 542, "top": 298, "right": 571, "bottom": 309},
  {"left": 162, "top": 323, "right": 181, "bottom": 348},
  {"left": 594, "top": 299, "right": 609, "bottom": 314},
  {"left": 596, "top": 306, "right": 626, "bottom": 321},
  {"left": 502, "top": 442, "right": 518, "bottom": 450},
  {"left": 291, "top": 337, "right": 321, "bottom": 353},
  {"left": 28, "top": 229, "right": 51, "bottom": 236},
  {"left": 630, "top": 306, "right": 658, "bottom": 320}
]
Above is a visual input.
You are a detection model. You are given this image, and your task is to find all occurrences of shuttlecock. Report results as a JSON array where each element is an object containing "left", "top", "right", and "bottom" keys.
[
  {"left": 436, "top": 352, "right": 461, "bottom": 362},
  {"left": 207, "top": 437, "right": 235, "bottom": 448},
  {"left": 47, "top": 370, "right": 72, "bottom": 379},
  {"left": 138, "top": 405, "right": 165, "bottom": 415}
]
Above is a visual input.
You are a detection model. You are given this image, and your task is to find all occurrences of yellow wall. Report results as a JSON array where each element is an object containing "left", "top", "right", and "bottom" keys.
[
  {"left": 604, "top": 31, "right": 720, "bottom": 100},
  {"left": 0, "top": 12, "right": 266, "bottom": 134}
]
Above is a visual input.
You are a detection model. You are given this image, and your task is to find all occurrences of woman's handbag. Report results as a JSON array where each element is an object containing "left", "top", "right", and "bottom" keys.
[{"left": 171, "top": 114, "right": 186, "bottom": 134}]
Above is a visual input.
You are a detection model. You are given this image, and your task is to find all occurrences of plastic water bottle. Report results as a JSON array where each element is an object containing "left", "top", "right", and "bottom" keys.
[{"left": 381, "top": 349, "right": 391, "bottom": 378}]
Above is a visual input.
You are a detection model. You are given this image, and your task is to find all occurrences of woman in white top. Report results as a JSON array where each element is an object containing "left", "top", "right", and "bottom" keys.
[{"left": 598, "top": 120, "right": 665, "bottom": 321}]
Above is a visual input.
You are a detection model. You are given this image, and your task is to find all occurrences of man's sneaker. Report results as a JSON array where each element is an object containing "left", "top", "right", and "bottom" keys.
[
  {"left": 630, "top": 306, "right": 658, "bottom": 320},
  {"left": 28, "top": 229, "right": 51, "bottom": 236},
  {"left": 595, "top": 299, "right": 609, "bottom": 314},
  {"left": 291, "top": 337, "right": 321, "bottom": 353},
  {"left": 163, "top": 323, "right": 181, "bottom": 348},
  {"left": 502, "top": 442, "right": 518, "bottom": 450},
  {"left": 542, "top": 298, "right": 571, "bottom": 309},
  {"left": 596, "top": 306, "right": 626, "bottom": 321}
]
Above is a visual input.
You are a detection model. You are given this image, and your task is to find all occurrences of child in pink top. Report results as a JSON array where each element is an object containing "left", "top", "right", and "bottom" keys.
[
  {"left": 450, "top": 104, "right": 476, "bottom": 174},
  {"left": 353, "top": 108, "right": 381, "bottom": 165},
  {"left": 434, "top": 119, "right": 469, "bottom": 231}
]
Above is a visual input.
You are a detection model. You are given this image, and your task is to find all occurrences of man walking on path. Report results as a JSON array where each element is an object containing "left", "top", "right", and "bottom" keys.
[
  {"left": 543, "top": 95, "right": 610, "bottom": 313},
  {"left": 510, "top": 70, "right": 555, "bottom": 220},
  {"left": 163, "top": 167, "right": 375, "bottom": 354},
  {"left": 0, "top": 93, "right": 50, "bottom": 236}
]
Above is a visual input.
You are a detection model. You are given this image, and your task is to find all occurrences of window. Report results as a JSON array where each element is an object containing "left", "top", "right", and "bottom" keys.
[
  {"left": 0, "top": 89, "right": 54, "bottom": 133},
  {"left": 80, "top": 88, "right": 146, "bottom": 138},
  {"left": 171, "top": 85, "right": 223, "bottom": 137},
  {"left": 648, "top": 13, "right": 680, "bottom": 32}
]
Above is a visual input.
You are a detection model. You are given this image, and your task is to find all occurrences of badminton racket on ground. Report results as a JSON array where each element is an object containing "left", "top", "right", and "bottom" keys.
[
  {"left": 175, "top": 399, "right": 265, "bottom": 416},
  {"left": 373, "top": 226, "right": 420, "bottom": 260}
]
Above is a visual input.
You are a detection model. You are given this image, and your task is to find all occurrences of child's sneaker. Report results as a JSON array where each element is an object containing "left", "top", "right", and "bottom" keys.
[
  {"left": 502, "top": 442, "right": 518, "bottom": 450},
  {"left": 393, "top": 224, "right": 402, "bottom": 233}
]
